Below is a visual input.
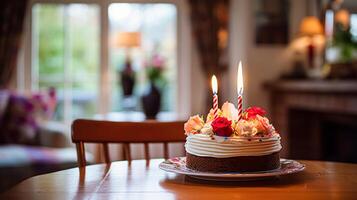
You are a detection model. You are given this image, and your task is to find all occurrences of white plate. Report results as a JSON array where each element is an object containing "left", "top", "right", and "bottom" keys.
[{"left": 159, "top": 157, "right": 305, "bottom": 181}]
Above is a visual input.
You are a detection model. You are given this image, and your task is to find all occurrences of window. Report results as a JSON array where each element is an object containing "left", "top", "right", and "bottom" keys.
[
  {"left": 32, "top": 4, "right": 100, "bottom": 122},
  {"left": 108, "top": 3, "right": 177, "bottom": 112},
  {"left": 351, "top": 14, "right": 357, "bottom": 42},
  {"left": 325, "top": 12, "right": 357, "bottom": 63},
  {"left": 21, "top": 0, "right": 190, "bottom": 124}
]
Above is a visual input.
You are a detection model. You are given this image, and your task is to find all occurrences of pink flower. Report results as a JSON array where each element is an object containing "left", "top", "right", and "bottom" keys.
[
  {"left": 184, "top": 115, "right": 204, "bottom": 135},
  {"left": 152, "top": 54, "right": 165, "bottom": 68}
]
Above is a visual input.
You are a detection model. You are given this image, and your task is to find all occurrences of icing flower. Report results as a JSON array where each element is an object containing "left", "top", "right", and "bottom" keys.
[
  {"left": 184, "top": 115, "right": 204, "bottom": 135},
  {"left": 243, "top": 106, "right": 266, "bottom": 120},
  {"left": 234, "top": 115, "right": 276, "bottom": 137},
  {"left": 184, "top": 102, "right": 278, "bottom": 138},
  {"left": 201, "top": 123, "right": 214, "bottom": 135},
  {"left": 234, "top": 119, "right": 264, "bottom": 137},
  {"left": 206, "top": 108, "right": 222, "bottom": 123},
  {"left": 211, "top": 117, "right": 233, "bottom": 137},
  {"left": 221, "top": 102, "right": 238, "bottom": 121},
  {"left": 234, "top": 120, "right": 259, "bottom": 137},
  {"left": 256, "top": 115, "right": 276, "bottom": 136}
]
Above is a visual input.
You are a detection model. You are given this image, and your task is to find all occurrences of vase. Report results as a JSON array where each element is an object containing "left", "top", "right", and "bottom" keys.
[
  {"left": 142, "top": 82, "right": 161, "bottom": 119},
  {"left": 121, "top": 72, "right": 135, "bottom": 96},
  {"left": 120, "top": 62, "right": 135, "bottom": 96}
]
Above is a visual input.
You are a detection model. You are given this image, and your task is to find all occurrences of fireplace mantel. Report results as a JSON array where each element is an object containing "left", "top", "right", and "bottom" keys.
[{"left": 265, "top": 80, "right": 357, "bottom": 158}]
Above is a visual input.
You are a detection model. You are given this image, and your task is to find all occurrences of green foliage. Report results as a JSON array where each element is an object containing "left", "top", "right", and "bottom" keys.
[
  {"left": 146, "top": 66, "right": 167, "bottom": 88},
  {"left": 37, "top": 5, "right": 64, "bottom": 77},
  {"left": 146, "top": 67, "right": 162, "bottom": 82},
  {"left": 333, "top": 23, "right": 357, "bottom": 63},
  {"left": 144, "top": 54, "right": 168, "bottom": 88}
]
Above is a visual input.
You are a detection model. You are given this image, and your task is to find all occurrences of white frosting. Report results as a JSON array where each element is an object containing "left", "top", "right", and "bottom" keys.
[{"left": 185, "top": 134, "right": 282, "bottom": 158}]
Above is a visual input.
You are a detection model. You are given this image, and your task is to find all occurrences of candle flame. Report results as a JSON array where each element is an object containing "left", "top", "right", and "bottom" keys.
[
  {"left": 211, "top": 75, "right": 218, "bottom": 94},
  {"left": 237, "top": 61, "right": 244, "bottom": 95}
]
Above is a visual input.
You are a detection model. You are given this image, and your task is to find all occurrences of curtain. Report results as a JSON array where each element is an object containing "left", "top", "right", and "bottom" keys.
[
  {"left": 0, "top": 0, "right": 28, "bottom": 88},
  {"left": 189, "top": 0, "right": 229, "bottom": 112}
]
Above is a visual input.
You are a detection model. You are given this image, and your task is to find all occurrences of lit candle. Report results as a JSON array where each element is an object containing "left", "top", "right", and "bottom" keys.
[
  {"left": 211, "top": 75, "right": 218, "bottom": 119},
  {"left": 237, "top": 61, "right": 244, "bottom": 120}
]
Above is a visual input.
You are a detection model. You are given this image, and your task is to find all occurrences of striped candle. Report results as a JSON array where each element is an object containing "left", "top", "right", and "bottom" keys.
[
  {"left": 213, "top": 93, "right": 218, "bottom": 119},
  {"left": 211, "top": 75, "right": 218, "bottom": 119},
  {"left": 237, "top": 95, "right": 242, "bottom": 120},
  {"left": 237, "top": 61, "right": 244, "bottom": 120}
]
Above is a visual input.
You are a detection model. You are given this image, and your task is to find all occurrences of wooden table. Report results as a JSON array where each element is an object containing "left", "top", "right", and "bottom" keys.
[{"left": 2, "top": 159, "right": 357, "bottom": 199}]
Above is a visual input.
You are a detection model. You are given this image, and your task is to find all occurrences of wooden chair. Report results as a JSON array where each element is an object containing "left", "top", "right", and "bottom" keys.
[{"left": 71, "top": 119, "right": 186, "bottom": 167}]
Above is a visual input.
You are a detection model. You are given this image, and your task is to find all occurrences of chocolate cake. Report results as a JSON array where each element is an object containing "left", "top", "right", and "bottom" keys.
[
  {"left": 184, "top": 102, "right": 282, "bottom": 173},
  {"left": 186, "top": 152, "right": 280, "bottom": 172}
]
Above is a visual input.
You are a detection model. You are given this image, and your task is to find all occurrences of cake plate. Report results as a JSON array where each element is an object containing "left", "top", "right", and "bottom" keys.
[{"left": 159, "top": 157, "right": 305, "bottom": 181}]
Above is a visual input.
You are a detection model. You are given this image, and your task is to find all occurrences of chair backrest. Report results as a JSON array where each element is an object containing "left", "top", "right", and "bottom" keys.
[{"left": 71, "top": 119, "right": 186, "bottom": 167}]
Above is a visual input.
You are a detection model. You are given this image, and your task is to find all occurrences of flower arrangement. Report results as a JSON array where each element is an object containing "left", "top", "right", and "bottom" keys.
[
  {"left": 184, "top": 102, "right": 277, "bottom": 138},
  {"left": 145, "top": 54, "right": 166, "bottom": 85}
]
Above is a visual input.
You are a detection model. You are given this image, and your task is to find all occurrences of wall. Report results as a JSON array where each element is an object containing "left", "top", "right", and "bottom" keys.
[
  {"left": 190, "top": 0, "right": 309, "bottom": 115},
  {"left": 188, "top": 0, "right": 309, "bottom": 115}
]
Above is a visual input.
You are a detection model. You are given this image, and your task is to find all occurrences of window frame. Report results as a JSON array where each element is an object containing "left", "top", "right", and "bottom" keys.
[{"left": 18, "top": 0, "right": 192, "bottom": 124}]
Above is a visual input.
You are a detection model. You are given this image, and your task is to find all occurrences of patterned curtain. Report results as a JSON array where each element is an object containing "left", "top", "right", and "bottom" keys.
[
  {"left": 0, "top": 0, "right": 28, "bottom": 88},
  {"left": 189, "top": 0, "right": 229, "bottom": 112}
]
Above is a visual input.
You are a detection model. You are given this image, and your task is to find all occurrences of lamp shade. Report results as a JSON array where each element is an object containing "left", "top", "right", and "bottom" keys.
[
  {"left": 299, "top": 16, "right": 324, "bottom": 37},
  {"left": 115, "top": 32, "right": 141, "bottom": 48},
  {"left": 335, "top": 9, "right": 350, "bottom": 28}
]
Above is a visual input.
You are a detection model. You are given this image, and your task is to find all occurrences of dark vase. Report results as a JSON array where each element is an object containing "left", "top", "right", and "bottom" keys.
[
  {"left": 120, "top": 61, "right": 135, "bottom": 96},
  {"left": 142, "top": 82, "right": 161, "bottom": 119},
  {"left": 121, "top": 72, "right": 135, "bottom": 96}
]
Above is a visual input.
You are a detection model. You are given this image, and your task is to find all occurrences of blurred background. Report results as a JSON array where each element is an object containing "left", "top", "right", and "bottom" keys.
[{"left": 1, "top": 0, "right": 357, "bottom": 192}]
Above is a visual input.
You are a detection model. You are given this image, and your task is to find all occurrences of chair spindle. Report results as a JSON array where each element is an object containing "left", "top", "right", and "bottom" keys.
[
  {"left": 163, "top": 142, "right": 169, "bottom": 160},
  {"left": 144, "top": 143, "right": 150, "bottom": 165},
  {"left": 76, "top": 142, "right": 86, "bottom": 167},
  {"left": 124, "top": 143, "right": 132, "bottom": 164},
  {"left": 103, "top": 143, "right": 110, "bottom": 164}
]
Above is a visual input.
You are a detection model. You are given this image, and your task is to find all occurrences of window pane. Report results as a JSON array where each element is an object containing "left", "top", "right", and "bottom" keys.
[
  {"left": 33, "top": 4, "right": 65, "bottom": 121},
  {"left": 108, "top": 3, "right": 177, "bottom": 112},
  {"left": 68, "top": 4, "right": 100, "bottom": 119},
  {"left": 32, "top": 4, "right": 100, "bottom": 122},
  {"left": 351, "top": 14, "right": 357, "bottom": 42}
]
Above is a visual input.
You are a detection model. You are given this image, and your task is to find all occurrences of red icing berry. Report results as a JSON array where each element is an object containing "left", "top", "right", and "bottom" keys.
[{"left": 243, "top": 106, "right": 266, "bottom": 120}]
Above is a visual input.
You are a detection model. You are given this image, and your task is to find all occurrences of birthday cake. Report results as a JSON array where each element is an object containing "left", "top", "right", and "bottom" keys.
[{"left": 184, "top": 102, "right": 282, "bottom": 172}]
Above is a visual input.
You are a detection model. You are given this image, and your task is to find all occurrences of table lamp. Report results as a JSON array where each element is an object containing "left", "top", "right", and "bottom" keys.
[
  {"left": 299, "top": 16, "right": 324, "bottom": 69},
  {"left": 115, "top": 32, "right": 141, "bottom": 97},
  {"left": 116, "top": 32, "right": 141, "bottom": 48}
]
